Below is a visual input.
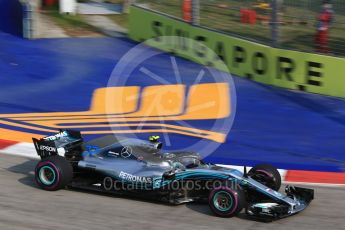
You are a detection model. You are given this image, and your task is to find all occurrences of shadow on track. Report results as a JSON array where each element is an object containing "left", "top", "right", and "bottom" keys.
[{"left": 6, "top": 159, "right": 38, "bottom": 188}]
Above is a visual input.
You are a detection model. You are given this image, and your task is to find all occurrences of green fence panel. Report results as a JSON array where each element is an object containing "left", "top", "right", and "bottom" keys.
[{"left": 129, "top": 5, "right": 345, "bottom": 98}]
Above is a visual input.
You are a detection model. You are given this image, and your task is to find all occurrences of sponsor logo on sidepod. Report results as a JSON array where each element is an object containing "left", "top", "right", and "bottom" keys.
[{"left": 119, "top": 171, "right": 152, "bottom": 183}]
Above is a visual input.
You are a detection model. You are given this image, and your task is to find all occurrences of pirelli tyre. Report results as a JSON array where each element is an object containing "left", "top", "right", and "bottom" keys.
[
  {"left": 35, "top": 155, "right": 73, "bottom": 191},
  {"left": 208, "top": 186, "right": 246, "bottom": 218},
  {"left": 248, "top": 164, "right": 281, "bottom": 191}
]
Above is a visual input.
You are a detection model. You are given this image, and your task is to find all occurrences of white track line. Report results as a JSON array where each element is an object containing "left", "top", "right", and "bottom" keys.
[{"left": 0, "top": 142, "right": 38, "bottom": 159}]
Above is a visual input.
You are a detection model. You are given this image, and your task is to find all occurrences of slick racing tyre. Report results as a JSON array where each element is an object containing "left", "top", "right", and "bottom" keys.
[
  {"left": 208, "top": 186, "right": 246, "bottom": 218},
  {"left": 35, "top": 155, "right": 73, "bottom": 191},
  {"left": 248, "top": 164, "right": 281, "bottom": 191}
]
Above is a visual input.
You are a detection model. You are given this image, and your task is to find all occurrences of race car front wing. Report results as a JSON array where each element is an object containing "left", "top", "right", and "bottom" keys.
[{"left": 246, "top": 185, "right": 314, "bottom": 219}]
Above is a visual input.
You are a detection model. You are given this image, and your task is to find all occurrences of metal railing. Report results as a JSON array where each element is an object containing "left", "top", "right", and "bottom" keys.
[{"left": 135, "top": 0, "right": 345, "bottom": 57}]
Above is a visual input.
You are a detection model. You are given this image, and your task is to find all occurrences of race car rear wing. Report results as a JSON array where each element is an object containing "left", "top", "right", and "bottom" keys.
[{"left": 32, "top": 130, "right": 83, "bottom": 159}]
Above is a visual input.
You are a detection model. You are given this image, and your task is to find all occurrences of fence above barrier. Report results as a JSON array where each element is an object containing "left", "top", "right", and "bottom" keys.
[
  {"left": 128, "top": 5, "right": 345, "bottom": 98},
  {"left": 135, "top": 0, "right": 345, "bottom": 57}
]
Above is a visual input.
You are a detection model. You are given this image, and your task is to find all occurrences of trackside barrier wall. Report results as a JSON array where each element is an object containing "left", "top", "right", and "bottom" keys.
[{"left": 128, "top": 6, "right": 345, "bottom": 98}]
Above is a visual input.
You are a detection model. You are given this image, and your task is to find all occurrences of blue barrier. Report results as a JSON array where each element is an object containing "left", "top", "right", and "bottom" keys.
[{"left": 0, "top": 0, "right": 23, "bottom": 36}]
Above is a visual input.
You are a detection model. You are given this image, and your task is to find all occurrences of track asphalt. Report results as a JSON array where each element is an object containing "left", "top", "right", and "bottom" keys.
[{"left": 0, "top": 154, "right": 344, "bottom": 230}]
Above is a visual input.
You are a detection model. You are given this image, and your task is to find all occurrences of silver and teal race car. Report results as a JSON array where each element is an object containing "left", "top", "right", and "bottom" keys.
[{"left": 32, "top": 130, "right": 313, "bottom": 220}]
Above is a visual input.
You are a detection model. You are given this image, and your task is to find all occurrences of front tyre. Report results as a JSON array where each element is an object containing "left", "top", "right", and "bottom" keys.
[
  {"left": 35, "top": 156, "right": 73, "bottom": 191},
  {"left": 248, "top": 164, "right": 281, "bottom": 191},
  {"left": 208, "top": 187, "right": 246, "bottom": 218}
]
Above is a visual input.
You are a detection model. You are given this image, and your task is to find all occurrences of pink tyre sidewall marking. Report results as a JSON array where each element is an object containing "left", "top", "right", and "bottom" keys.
[
  {"left": 35, "top": 161, "right": 61, "bottom": 190},
  {"left": 255, "top": 169, "right": 273, "bottom": 178},
  {"left": 208, "top": 186, "right": 239, "bottom": 217}
]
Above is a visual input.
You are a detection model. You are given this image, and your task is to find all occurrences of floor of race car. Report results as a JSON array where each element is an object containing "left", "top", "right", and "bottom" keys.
[{"left": 0, "top": 154, "right": 344, "bottom": 230}]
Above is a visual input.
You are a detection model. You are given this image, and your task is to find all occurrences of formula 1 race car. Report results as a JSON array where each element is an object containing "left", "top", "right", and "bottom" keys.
[{"left": 32, "top": 130, "right": 314, "bottom": 220}]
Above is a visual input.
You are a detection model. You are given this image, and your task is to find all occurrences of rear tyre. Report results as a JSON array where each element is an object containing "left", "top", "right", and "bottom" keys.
[
  {"left": 248, "top": 164, "right": 281, "bottom": 191},
  {"left": 35, "top": 155, "right": 73, "bottom": 191},
  {"left": 208, "top": 186, "right": 246, "bottom": 218}
]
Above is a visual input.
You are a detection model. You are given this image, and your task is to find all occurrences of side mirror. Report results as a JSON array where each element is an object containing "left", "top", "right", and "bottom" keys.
[{"left": 163, "top": 170, "right": 175, "bottom": 180}]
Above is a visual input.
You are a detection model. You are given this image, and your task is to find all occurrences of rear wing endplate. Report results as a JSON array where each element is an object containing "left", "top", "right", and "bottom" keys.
[{"left": 32, "top": 129, "right": 83, "bottom": 158}]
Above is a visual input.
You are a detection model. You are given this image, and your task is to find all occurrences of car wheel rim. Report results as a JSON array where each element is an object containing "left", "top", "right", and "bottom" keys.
[
  {"left": 213, "top": 191, "right": 233, "bottom": 212},
  {"left": 39, "top": 166, "right": 56, "bottom": 186}
]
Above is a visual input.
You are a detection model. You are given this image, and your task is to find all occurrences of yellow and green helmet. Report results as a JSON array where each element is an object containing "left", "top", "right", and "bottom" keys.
[{"left": 149, "top": 135, "right": 160, "bottom": 142}]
